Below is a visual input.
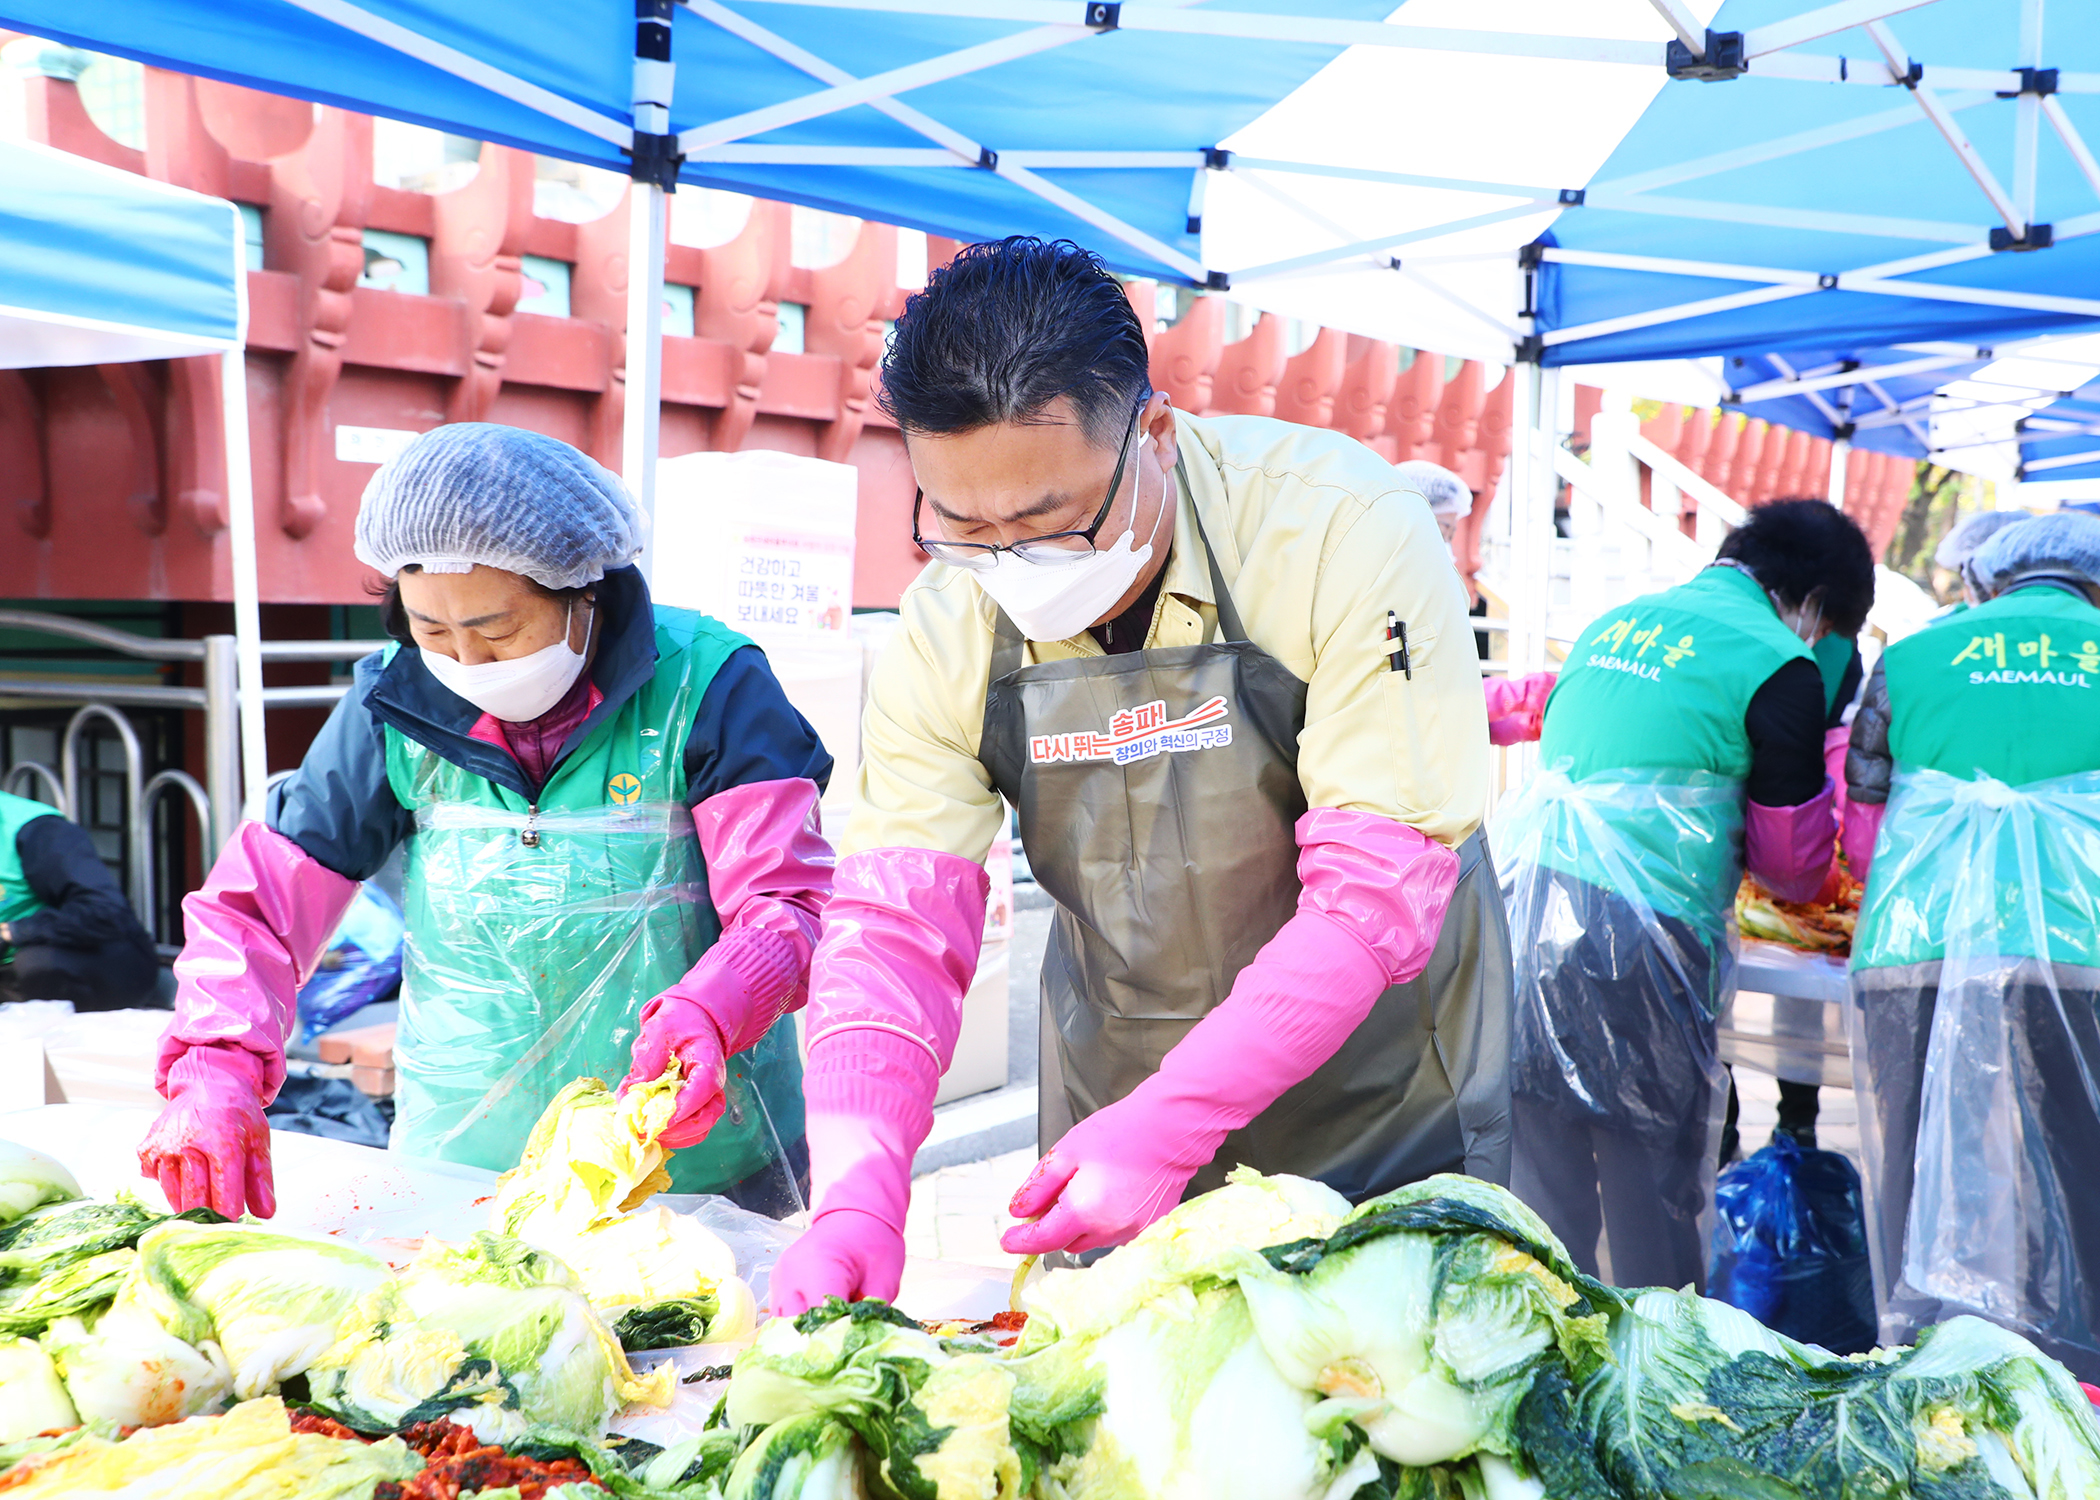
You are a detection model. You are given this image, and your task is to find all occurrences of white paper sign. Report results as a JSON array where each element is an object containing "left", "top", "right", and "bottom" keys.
[
  {"left": 652, "top": 450, "right": 860, "bottom": 642},
  {"left": 730, "top": 525, "right": 853, "bottom": 636},
  {"left": 335, "top": 425, "right": 421, "bottom": 464}
]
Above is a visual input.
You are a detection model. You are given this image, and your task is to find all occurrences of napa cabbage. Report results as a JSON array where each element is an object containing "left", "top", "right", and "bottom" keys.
[
  {"left": 0, "top": 1141, "right": 79, "bottom": 1225},
  {"left": 0, "top": 1395, "right": 421, "bottom": 1499},
  {"left": 305, "top": 1230, "right": 670, "bottom": 1440},
  {"left": 0, "top": 1247, "right": 137, "bottom": 1336},
  {"left": 1022, "top": 1167, "right": 1348, "bottom": 1345},
  {"left": 0, "top": 1334, "right": 78, "bottom": 1443},
  {"left": 490, "top": 1072, "right": 745, "bottom": 1320},
  {"left": 42, "top": 1305, "right": 232, "bottom": 1426},
  {"left": 728, "top": 1297, "right": 1028, "bottom": 1499},
  {"left": 116, "top": 1220, "right": 388, "bottom": 1398},
  {"left": 1232, "top": 1173, "right": 1611, "bottom": 1471}
]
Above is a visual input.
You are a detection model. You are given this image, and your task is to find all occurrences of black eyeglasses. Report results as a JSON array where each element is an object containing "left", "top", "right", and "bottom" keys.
[{"left": 911, "top": 402, "right": 1145, "bottom": 571}]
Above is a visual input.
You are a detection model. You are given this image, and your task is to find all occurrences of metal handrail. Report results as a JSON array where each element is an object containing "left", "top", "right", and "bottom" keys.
[
  {"left": 0, "top": 609, "right": 383, "bottom": 663},
  {"left": 60, "top": 704, "right": 146, "bottom": 919},
  {"left": 2, "top": 761, "right": 66, "bottom": 812},
  {"left": 0, "top": 609, "right": 205, "bottom": 661},
  {"left": 141, "top": 769, "right": 213, "bottom": 946},
  {"left": 0, "top": 678, "right": 208, "bottom": 709}
]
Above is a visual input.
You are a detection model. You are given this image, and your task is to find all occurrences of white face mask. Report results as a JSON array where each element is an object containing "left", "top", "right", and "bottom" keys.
[
  {"left": 972, "top": 461, "right": 1171, "bottom": 642},
  {"left": 1777, "top": 594, "right": 1825, "bottom": 645},
  {"left": 422, "top": 601, "right": 592, "bottom": 722}
]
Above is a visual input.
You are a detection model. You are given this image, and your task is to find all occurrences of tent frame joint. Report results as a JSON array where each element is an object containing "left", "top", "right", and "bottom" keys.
[
  {"left": 627, "top": 133, "right": 686, "bottom": 189},
  {"left": 1990, "top": 222, "right": 2054, "bottom": 250},
  {"left": 628, "top": 0, "right": 683, "bottom": 190},
  {"left": 1204, "top": 269, "right": 1230, "bottom": 291},
  {"left": 1998, "top": 66, "right": 2058, "bottom": 98},
  {"left": 1084, "top": 2, "right": 1120, "bottom": 29},
  {"left": 1665, "top": 29, "right": 1745, "bottom": 81}
]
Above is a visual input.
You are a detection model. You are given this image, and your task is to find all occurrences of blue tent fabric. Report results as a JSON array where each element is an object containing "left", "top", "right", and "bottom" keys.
[
  {"left": 1719, "top": 346, "right": 1991, "bottom": 459},
  {"left": 0, "top": 0, "right": 1384, "bottom": 284},
  {"left": 2018, "top": 382, "right": 2100, "bottom": 479},
  {"left": 0, "top": 138, "right": 244, "bottom": 368},
  {"left": 1534, "top": 0, "right": 2100, "bottom": 366}
]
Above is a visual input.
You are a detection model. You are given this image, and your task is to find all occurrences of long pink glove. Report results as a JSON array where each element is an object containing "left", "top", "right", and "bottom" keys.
[
  {"left": 623, "top": 778, "right": 833, "bottom": 1147},
  {"left": 1744, "top": 777, "right": 1840, "bottom": 904},
  {"left": 1002, "top": 808, "right": 1460, "bottom": 1257},
  {"left": 768, "top": 847, "right": 988, "bottom": 1315},
  {"left": 138, "top": 1044, "right": 275, "bottom": 1219},
  {"left": 1483, "top": 670, "right": 1557, "bottom": 746},
  {"left": 1843, "top": 799, "right": 1886, "bottom": 884},
  {"left": 144, "top": 820, "right": 358, "bottom": 1216}
]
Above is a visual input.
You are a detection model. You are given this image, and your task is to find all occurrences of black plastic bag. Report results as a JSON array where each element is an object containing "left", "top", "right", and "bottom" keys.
[
  {"left": 1709, "top": 1135, "right": 1877, "bottom": 1354},
  {"left": 265, "top": 1074, "right": 394, "bottom": 1149},
  {"left": 295, "top": 884, "right": 404, "bottom": 1041}
]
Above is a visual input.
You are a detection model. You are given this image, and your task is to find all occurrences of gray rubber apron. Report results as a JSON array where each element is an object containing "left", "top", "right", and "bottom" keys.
[{"left": 980, "top": 502, "right": 1512, "bottom": 1202}]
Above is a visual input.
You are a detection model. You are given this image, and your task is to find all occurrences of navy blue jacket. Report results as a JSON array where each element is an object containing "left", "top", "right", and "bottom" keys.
[{"left": 269, "top": 567, "right": 833, "bottom": 880}]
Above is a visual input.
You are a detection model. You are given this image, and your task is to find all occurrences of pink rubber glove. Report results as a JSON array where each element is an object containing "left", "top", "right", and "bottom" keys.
[
  {"left": 1483, "top": 670, "right": 1556, "bottom": 746},
  {"left": 624, "top": 779, "right": 832, "bottom": 1147},
  {"left": 138, "top": 1043, "right": 276, "bottom": 1219},
  {"left": 767, "top": 847, "right": 989, "bottom": 1315},
  {"left": 1843, "top": 798, "right": 1886, "bottom": 884},
  {"left": 1745, "top": 776, "right": 1840, "bottom": 903},
  {"left": 154, "top": 820, "right": 359, "bottom": 1101},
  {"left": 770, "top": 1030, "right": 943, "bottom": 1313},
  {"left": 1002, "top": 809, "right": 1460, "bottom": 1257}
]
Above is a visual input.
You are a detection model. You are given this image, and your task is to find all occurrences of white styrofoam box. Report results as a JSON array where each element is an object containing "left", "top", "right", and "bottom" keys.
[
  {"left": 0, "top": 1003, "right": 167, "bottom": 1106},
  {"left": 938, "top": 935, "right": 1010, "bottom": 1106},
  {"left": 761, "top": 635, "right": 863, "bottom": 825},
  {"left": 652, "top": 449, "right": 858, "bottom": 642}
]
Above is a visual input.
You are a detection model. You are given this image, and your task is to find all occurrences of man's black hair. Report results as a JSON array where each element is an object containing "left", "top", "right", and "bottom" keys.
[
  {"left": 877, "top": 236, "right": 1152, "bottom": 446},
  {"left": 1715, "top": 497, "right": 1877, "bottom": 637}
]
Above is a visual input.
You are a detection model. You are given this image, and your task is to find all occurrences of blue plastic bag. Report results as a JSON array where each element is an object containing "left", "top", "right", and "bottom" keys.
[
  {"left": 295, "top": 883, "right": 404, "bottom": 1040},
  {"left": 1709, "top": 1135, "right": 1878, "bottom": 1354}
]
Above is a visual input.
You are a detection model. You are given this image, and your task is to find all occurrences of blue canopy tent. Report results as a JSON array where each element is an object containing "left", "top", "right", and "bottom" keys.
[
  {"left": 0, "top": 137, "right": 268, "bottom": 823},
  {"left": 1721, "top": 345, "right": 1992, "bottom": 459},
  {"left": 13, "top": 0, "right": 2100, "bottom": 674},
  {"left": 2017, "top": 380, "right": 2100, "bottom": 477}
]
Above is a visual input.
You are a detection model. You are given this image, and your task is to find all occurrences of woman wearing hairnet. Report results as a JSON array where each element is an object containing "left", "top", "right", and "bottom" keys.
[
  {"left": 1843, "top": 509, "right": 2100, "bottom": 1377},
  {"left": 1930, "top": 507, "right": 2029, "bottom": 611},
  {"left": 1392, "top": 459, "right": 1557, "bottom": 746},
  {"left": 1495, "top": 499, "right": 1876, "bottom": 1290},
  {"left": 138, "top": 424, "right": 833, "bottom": 1218}
]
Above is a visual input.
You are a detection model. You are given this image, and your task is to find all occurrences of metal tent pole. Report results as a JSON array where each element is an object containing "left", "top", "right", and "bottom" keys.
[
  {"left": 625, "top": 0, "right": 677, "bottom": 584},
  {"left": 1829, "top": 435, "right": 1852, "bottom": 509},
  {"left": 623, "top": 183, "right": 668, "bottom": 582},
  {"left": 219, "top": 348, "right": 270, "bottom": 823}
]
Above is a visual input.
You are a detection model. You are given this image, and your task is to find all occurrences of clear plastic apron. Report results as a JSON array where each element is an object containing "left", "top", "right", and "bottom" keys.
[{"left": 1850, "top": 766, "right": 2100, "bottom": 1377}]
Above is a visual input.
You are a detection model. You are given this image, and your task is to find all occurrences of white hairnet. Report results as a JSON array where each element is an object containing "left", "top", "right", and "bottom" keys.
[
  {"left": 1392, "top": 460, "right": 1474, "bottom": 516},
  {"left": 1967, "top": 510, "right": 2100, "bottom": 596},
  {"left": 1931, "top": 508, "right": 2027, "bottom": 572},
  {"left": 353, "top": 423, "right": 644, "bottom": 589}
]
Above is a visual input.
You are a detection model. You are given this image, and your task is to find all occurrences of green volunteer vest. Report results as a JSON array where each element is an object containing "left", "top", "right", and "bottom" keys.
[
  {"left": 1529, "top": 566, "right": 1812, "bottom": 927},
  {"left": 1813, "top": 633, "right": 1854, "bottom": 717},
  {"left": 1882, "top": 586, "right": 2100, "bottom": 785},
  {"left": 1853, "top": 586, "right": 2100, "bottom": 971},
  {"left": 0, "top": 791, "right": 60, "bottom": 961},
  {"left": 381, "top": 607, "right": 806, "bottom": 1193}
]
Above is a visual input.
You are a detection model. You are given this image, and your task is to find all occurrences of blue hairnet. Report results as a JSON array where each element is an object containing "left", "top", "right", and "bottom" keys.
[
  {"left": 353, "top": 423, "right": 643, "bottom": 589},
  {"left": 1392, "top": 460, "right": 1473, "bottom": 516},
  {"left": 1967, "top": 510, "right": 2100, "bottom": 597},
  {"left": 1931, "top": 508, "right": 2027, "bottom": 571}
]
